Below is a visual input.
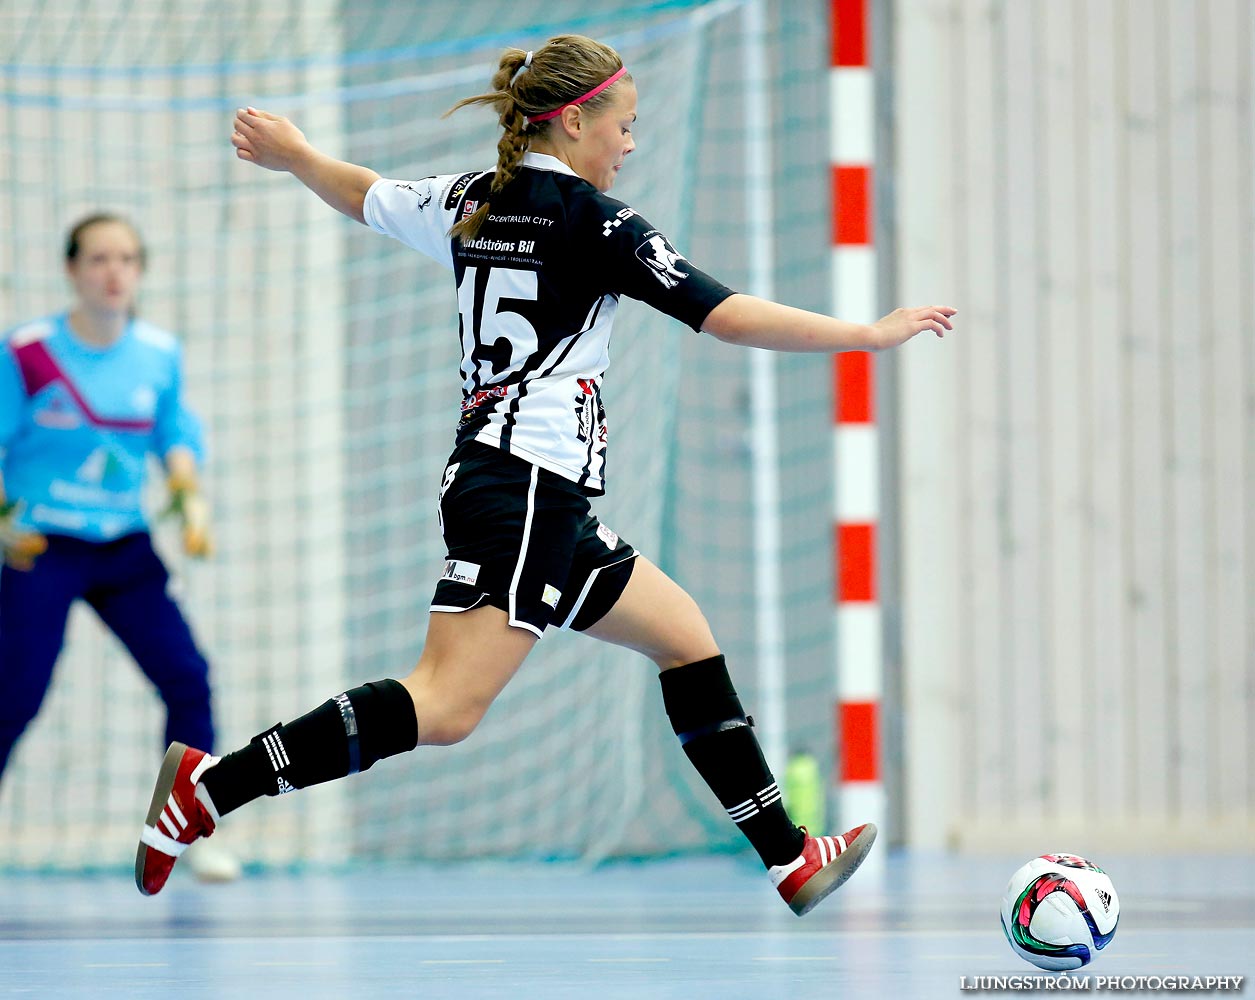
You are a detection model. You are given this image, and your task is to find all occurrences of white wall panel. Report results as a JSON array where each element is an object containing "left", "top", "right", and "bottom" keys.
[
  {"left": 1201, "top": 0, "right": 1254, "bottom": 820},
  {"left": 1040, "top": 0, "right": 1087, "bottom": 820},
  {"left": 896, "top": 0, "right": 1254, "bottom": 851},
  {"left": 952, "top": 0, "right": 1006, "bottom": 831}
]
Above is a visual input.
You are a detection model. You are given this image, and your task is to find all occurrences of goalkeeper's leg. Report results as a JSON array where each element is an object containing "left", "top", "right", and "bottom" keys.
[
  {"left": 136, "top": 604, "right": 535, "bottom": 894},
  {"left": 0, "top": 554, "right": 78, "bottom": 783},
  {"left": 85, "top": 534, "right": 214, "bottom": 753}
]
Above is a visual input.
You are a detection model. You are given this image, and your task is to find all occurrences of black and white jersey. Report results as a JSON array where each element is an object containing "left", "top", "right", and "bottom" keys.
[{"left": 363, "top": 152, "right": 734, "bottom": 494}]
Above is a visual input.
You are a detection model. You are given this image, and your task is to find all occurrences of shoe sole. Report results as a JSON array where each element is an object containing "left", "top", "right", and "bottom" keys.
[
  {"left": 789, "top": 823, "right": 878, "bottom": 917},
  {"left": 134, "top": 741, "right": 189, "bottom": 895}
]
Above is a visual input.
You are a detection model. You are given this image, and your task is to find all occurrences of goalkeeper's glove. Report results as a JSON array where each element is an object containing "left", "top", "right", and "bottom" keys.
[
  {"left": 164, "top": 474, "right": 213, "bottom": 559},
  {"left": 0, "top": 500, "right": 48, "bottom": 571}
]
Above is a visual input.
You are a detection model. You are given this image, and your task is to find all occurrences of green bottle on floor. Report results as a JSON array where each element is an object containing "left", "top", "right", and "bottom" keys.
[{"left": 783, "top": 751, "right": 825, "bottom": 836}]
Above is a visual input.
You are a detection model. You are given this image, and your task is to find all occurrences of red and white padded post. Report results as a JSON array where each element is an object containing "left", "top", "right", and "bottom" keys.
[{"left": 831, "top": 0, "right": 886, "bottom": 855}]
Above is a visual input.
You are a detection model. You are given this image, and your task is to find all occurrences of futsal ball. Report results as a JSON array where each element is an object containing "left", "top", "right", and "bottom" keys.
[{"left": 999, "top": 853, "right": 1119, "bottom": 971}]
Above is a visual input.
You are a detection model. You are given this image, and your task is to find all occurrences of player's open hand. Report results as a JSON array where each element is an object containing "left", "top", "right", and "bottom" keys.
[
  {"left": 231, "top": 107, "right": 309, "bottom": 172},
  {"left": 869, "top": 306, "right": 956, "bottom": 350}
]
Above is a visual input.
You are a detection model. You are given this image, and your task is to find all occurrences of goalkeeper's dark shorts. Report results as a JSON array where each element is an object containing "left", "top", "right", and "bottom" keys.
[{"left": 431, "top": 440, "right": 638, "bottom": 638}]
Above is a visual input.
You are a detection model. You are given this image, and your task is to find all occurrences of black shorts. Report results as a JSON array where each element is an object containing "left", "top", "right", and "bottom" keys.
[{"left": 432, "top": 441, "right": 637, "bottom": 637}]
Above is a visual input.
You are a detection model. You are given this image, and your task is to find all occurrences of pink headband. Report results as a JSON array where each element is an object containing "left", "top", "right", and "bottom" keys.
[{"left": 526, "top": 66, "right": 628, "bottom": 124}]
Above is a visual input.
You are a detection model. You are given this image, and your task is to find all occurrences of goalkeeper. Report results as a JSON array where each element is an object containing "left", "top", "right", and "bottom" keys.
[{"left": 0, "top": 214, "right": 237, "bottom": 881}]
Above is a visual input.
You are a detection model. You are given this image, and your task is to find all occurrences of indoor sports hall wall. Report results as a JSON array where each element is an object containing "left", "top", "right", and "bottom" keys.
[
  {"left": 7, "top": 0, "right": 1244, "bottom": 872},
  {"left": 891, "top": 0, "right": 1254, "bottom": 853},
  {"left": 0, "top": 1, "right": 833, "bottom": 868}
]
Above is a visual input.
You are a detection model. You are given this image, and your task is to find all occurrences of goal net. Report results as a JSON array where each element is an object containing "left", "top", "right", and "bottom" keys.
[{"left": 0, "top": 0, "right": 834, "bottom": 869}]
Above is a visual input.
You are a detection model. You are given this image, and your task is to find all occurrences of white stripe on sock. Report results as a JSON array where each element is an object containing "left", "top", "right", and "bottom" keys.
[
  {"left": 264, "top": 733, "right": 290, "bottom": 768},
  {"left": 728, "top": 782, "right": 784, "bottom": 824}
]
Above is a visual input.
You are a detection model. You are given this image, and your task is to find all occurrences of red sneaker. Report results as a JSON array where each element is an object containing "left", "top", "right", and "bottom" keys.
[
  {"left": 769, "top": 823, "right": 878, "bottom": 916},
  {"left": 135, "top": 742, "right": 220, "bottom": 896}
]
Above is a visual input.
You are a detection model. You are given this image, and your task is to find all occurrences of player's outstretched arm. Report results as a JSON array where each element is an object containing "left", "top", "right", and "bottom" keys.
[
  {"left": 231, "top": 106, "right": 380, "bottom": 225},
  {"left": 702, "top": 293, "right": 955, "bottom": 353}
]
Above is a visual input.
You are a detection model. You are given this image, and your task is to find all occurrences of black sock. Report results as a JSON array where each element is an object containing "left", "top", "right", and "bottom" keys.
[
  {"left": 200, "top": 678, "right": 419, "bottom": 816},
  {"left": 659, "top": 655, "right": 805, "bottom": 868}
]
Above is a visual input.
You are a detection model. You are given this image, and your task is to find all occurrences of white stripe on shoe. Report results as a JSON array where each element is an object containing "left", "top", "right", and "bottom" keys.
[
  {"left": 195, "top": 783, "right": 221, "bottom": 824},
  {"left": 837, "top": 834, "right": 847, "bottom": 853},
  {"left": 140, "top": 824, "right": 192, "bottom": 857},
  {"left": 189, "top": 753, "right": 220, "bottom": 785},
  {"left": 767, "top": 852, "right": 806, "bottom": 888},
  {"left": 166, "top": 796, "right": 187, "bottom": 830},
  {"left": 158, "top": 802, "right": 183, "bottom": 839}
]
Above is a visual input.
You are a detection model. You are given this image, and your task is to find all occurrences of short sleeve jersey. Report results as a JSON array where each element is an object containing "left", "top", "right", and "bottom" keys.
[{"left": 363, "top": 151, "right": 735, "bottom": 494}]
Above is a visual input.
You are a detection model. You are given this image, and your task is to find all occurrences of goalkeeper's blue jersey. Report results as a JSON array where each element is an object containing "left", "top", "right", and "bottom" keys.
[{"left": 0, "top": 312, "right": 203, "bottom": 541}]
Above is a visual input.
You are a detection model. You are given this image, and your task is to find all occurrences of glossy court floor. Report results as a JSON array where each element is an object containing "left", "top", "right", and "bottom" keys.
[{"left": 1, "top": 852, "right": 1250, "bottom": 999}]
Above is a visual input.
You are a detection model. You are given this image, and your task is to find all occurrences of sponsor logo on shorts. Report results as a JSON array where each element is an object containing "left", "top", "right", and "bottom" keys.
[
  {"left": 596, "top": 523, "right": 619, "bottom": 549},
  {"left": 542, "top": 584, "right": 562, "bottom": 608},
  {"left": 441, "top": 559, "right": 481, "bottom": 586}
]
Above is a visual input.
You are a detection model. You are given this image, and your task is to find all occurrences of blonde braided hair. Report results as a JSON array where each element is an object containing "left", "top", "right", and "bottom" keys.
[{"left": 445, "top": 35, "right": 628, "bottom": 241}]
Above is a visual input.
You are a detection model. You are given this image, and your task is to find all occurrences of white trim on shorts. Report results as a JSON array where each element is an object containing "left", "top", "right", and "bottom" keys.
[
  {"left": 430, "top": 592, "right": 488, "bottom": 615},
  {"left": 506, "top": 464, "right": 543, "bottom": 638},
  {"left": 558, "top": 549, "right": 639, "bottom": 630}
]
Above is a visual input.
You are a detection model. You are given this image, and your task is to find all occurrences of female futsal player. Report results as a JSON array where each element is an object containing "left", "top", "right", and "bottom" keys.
[
  {"left": 136, "top": 35, "right": 954, "bottom": 914},
  {"left": 0, "top": 214, "right": 237, "bottom": 880}
]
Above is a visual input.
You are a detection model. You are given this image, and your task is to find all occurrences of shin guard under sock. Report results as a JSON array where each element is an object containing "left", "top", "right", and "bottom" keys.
[
  {"left": 199, "top": 679, "right": 418, "bottom": 816},
  {"left": 660, "top": 655, "right": 805, "bottom": 867}
]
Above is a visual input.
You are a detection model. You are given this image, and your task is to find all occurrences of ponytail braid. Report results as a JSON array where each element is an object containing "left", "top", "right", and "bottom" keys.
[{"left": 447, "top": 49, "right": 531, "bottom": 241}]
